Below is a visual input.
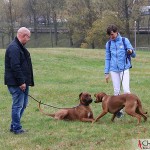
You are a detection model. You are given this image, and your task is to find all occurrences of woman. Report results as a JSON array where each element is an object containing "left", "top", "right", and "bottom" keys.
[{"left": 104, "top": 24, "right": 136, "bottom": 117}]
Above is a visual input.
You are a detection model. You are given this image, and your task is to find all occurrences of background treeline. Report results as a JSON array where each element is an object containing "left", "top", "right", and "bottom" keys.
[{"left": 0, "top": 0, "right": 149, "bottom": 48}]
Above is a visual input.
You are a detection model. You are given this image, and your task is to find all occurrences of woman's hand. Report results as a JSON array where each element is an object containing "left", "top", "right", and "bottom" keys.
[{"left": 105, "top": 74, "right": 109, "bottom": 83}]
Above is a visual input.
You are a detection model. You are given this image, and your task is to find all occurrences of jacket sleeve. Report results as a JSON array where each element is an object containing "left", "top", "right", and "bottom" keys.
[
  {"left": 8, "top": 45, "right": 25, "bottom": 85},
  {"left": 104, "top": 42, "right": 111, "bottom": 74},
  {"left": 125, "top": 38, "right": 136, "bottom": 58}
]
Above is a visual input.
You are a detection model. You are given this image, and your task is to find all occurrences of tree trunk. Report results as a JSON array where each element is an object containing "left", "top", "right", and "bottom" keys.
[
  {"left": 124, "top": 0, "right": 130, "bottom": 39},
  {"left": 1, "top": 34, "right": 5, "bottom": 48},
  {"left": 52, "top": 11, "right": 58, "bottom": 46},
  {"left": 33, "top": 13, "right": 38, "bottom": 47},
  {"left": 8, "top": 0, "right": 14, "bottom": 40},
  {"left": 85, "top": 0, "right": 95, "bottom": 49}
]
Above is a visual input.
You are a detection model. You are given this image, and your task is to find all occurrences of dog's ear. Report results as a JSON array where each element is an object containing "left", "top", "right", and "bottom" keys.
[
  {"left": 102, "top": 92, "right": 106, "bottom": 97},
  {"left": 79, "top": 92, "right": 83, "bottom": 99},
  {"left": 94, "top": 93, "right": 97, "bottom": 97}
]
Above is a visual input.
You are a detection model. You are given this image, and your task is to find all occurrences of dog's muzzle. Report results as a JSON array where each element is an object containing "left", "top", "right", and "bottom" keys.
[{"left": 84, "top": 99, "right": 93, "bottom": 106}]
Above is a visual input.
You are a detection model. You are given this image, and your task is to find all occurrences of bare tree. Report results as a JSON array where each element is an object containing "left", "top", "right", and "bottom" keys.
[
  {"left": 49, "top": 0, "right": 65, "bottom": 46},
  {"left": 65, "top": 0, "right": 101, "bottom": 48},
  {"left": 0, "top": 0, "right": 27, "bottom": 46},
  {"left": 3, "top": 0, "right": 15, "bottom": 40},
  {"left": 25, "top": 0, "right": 38, "bottom": 47}
]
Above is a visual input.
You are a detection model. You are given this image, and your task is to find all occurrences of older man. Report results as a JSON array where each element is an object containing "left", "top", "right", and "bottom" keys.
[{"left": 4, "top": 27, "right": 34, "bottom": 134}]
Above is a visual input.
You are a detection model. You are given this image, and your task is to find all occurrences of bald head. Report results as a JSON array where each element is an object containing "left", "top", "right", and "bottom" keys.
[{"left": 17, "top": 27, "right": 31, "bottom": 45}]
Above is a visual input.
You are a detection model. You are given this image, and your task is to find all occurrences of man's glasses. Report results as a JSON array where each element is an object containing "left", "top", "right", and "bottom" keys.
[
  {"left": 25, "top": 34, "right": 30, "bottom": 38},
  {"left": 19, "top": 32, "right": 30, "bottom": 38}
]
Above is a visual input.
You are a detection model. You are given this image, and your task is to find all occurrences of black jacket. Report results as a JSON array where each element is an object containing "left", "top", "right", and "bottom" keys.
[{"left": 4, "top": 37, "right": 34, "bottom": 86}]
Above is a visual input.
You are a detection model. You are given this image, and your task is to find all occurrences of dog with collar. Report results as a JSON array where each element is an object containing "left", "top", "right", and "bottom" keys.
[
  {"left": 93, "top": 92, "right": 147, "bottom": 124},
  {"left": 39, "top": 92, "right": 94, "bottom": 122}
]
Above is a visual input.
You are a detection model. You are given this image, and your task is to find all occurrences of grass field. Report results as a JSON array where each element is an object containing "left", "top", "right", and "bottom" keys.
[{"left": 0, "top": 48, "right": 150, "bottom": 150}]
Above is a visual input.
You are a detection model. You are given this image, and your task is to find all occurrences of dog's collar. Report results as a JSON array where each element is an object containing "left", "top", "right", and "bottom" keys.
[
  {"left": 72, "top": 104, "right": 81, "bottom": 108},
  {"left": 78, "top": 103, "right": 89, "bottom": 106}
]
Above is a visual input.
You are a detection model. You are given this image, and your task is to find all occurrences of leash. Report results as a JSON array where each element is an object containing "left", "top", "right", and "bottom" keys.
[
  {"left": 119, "top": 45, "right": 129, "bottom": 93},
  {"left": 28, "top": 94, "right": 80, "bottom": 109},
  {"left": 28, "top": 94, "right": 63, "bottom": 109},
  {"left": 120, "top": 70, "right": 124, "bottom": 92}
]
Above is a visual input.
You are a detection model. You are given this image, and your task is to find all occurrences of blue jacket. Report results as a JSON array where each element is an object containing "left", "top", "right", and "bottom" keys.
[
  {"left": 4, "top": 37, "right": 34, "bottom": 86},
  {"left": 104, "top": 33, "right": 136, "bottom": 74}
]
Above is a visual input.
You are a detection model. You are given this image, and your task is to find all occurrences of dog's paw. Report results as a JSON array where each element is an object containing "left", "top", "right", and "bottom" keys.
[{"left": 92, "top": 120, "right": 96, "bottom": 124}]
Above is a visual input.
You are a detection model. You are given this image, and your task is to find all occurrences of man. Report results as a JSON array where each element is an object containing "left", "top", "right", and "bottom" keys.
[
  {"left": 104, "top": 24, "right": 136, "bottom": 118},
  {"left": 4, "top": 27, "right": 34, "bottom": 134}
]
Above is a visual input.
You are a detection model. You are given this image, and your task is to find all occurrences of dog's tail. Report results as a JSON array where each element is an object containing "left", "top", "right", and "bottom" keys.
[
  {"left": 38, "top": 101, "right": 55, "bottom": 117},
  {"left": 137, "top": 98, "right": 147, "bottom": 114},
  {"left": 136, "top": 98, "right": 147, "bottom": 122}
]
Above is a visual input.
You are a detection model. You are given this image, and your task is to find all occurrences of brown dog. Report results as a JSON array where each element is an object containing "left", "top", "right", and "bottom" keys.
[
  {"left": 39, "top": 92, "right": 94, "bottom": 122},
  {"left": 93, "top": 92, "right": 147, "bottom": 124}
]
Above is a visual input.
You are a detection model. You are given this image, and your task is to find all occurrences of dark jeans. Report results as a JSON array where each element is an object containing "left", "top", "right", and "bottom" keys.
[{"left": 8, "top": 85, "right": 29, "bottom": 131}]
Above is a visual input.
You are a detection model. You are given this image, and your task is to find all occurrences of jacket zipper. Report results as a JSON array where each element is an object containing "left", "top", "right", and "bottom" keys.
[{"left": 115, "top": 41, "right": 119, "bottom": 70}]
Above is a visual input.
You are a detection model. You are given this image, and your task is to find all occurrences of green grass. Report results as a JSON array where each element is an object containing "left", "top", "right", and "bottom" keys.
[{"left": 0, "top": 48, "right": 150, "bottom": 150}]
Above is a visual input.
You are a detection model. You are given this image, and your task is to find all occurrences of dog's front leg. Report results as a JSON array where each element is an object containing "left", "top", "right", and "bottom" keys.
[
  {"left": 92, "top": 111, "right": 108, "bottom": 124},
  {"left": 81, "top": 118, "right": 95, "bottom": 122}
]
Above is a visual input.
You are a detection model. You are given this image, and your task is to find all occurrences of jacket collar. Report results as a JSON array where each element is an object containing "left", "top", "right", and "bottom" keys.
[
  {"left": 110, "top": 33, "right": 122, "bottom": 42},
  {"left": 14, "top": 37, "right": 26, "bottom": 50}
]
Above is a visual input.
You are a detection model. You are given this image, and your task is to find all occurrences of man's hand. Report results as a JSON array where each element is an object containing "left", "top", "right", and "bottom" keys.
[
  {"left": 105, "top": 74, "right": 109, "bottom": 83},
  {"left": 19, "top": 83, "right": 26, "bottom": 91}
]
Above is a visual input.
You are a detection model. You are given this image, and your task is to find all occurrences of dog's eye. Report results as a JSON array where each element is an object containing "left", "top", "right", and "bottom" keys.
[{"left": 85, "top": 94, "right": 91, "bottom": 98}]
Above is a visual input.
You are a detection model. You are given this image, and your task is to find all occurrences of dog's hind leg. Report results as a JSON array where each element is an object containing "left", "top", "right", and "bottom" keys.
[
  {"left": 111, "top": 114, "right": 116, "bottom": 122},
  {"left": 54, "top": 110, "right": 69, "bottom": 120},
  {"left": 125, "top": 102, "right": 142, "bottom": 124},
  {"left": 125, "top": 109, "right": 141, "bottom": 124}
]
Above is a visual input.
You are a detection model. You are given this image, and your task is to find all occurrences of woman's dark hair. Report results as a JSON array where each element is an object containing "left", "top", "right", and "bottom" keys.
[{"left": 107, "top": 24, "right": 118, "bottom": 35}]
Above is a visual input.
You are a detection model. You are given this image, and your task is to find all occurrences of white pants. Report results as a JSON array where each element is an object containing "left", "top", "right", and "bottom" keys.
[{"left": 110, "top": 69, "right": 130, "bottom": 95}]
